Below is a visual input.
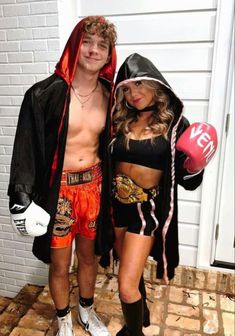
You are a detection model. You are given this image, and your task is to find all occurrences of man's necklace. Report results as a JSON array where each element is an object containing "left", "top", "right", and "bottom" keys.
[{"left": 71, "top": 82, "right": 98, "bottom": 108}]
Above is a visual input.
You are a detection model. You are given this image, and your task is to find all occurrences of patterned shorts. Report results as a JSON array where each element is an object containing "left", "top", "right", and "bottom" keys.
[{"left": 51, "top": 163, "right": 102, "bottom": 248}]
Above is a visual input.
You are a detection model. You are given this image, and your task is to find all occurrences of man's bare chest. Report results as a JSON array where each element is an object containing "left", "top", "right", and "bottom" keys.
[{"left": 68, "top": 101, "right": 107, "bottom": 137}]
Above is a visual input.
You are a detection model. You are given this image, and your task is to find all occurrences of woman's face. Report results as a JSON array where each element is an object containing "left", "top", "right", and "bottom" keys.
[{"left": 122, "top": 80, "right": 155, "bottom": 110}]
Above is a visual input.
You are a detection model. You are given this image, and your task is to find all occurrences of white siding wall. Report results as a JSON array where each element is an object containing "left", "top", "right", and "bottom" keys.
[
  {"left": 77, "top": 0, "right": 218, "bottom": 266},
  {"left": 0, "top": 0, "right": 219, "bottom": 297},
  {"left": 0, "top": 0, "right": 60, "bottom": 298}
]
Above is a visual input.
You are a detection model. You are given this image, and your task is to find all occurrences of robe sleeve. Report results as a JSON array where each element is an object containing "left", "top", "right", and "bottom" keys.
[
  {"left": 8, "top": 89, "right": 38, "bottom": 197},
  {"left": 175, "top": 116, "right": 204, "bottom": 190}
]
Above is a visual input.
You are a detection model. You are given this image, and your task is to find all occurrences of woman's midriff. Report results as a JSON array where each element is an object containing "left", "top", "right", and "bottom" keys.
[{"left": 115, "top": 161, "right": 163, "bottom": 189}]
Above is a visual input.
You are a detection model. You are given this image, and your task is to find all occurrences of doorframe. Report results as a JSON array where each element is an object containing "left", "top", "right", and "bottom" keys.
[
  {"left": 197, "top": 0, "right": 234, "bottom": 272},
  {"left": 212, "top": 41, "right": 234, "bottom": 268}
]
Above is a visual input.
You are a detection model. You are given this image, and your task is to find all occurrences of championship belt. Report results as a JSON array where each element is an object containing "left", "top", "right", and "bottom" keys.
[{"left": 113, "top": 174, "right": 157, "bottom": 204}]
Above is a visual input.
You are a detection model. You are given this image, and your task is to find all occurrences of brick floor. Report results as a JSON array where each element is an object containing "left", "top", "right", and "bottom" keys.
[{"left": 0, "top": 265, "right": 234, "bottom": 336}]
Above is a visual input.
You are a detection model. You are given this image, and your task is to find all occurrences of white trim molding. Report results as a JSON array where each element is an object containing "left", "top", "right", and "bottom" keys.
[
  {"left": 197, "top": 0, "right": 234, "bottom": 272},
  {"left": 57, "top": 0, "right": 79, "bottom": 52}
]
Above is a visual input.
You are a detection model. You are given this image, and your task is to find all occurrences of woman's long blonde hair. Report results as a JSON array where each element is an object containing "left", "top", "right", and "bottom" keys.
[{"left": 113, "top": 80, "right": 174, "bottom": 146}]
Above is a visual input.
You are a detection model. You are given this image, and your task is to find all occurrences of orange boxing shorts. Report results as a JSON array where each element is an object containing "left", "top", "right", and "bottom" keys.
[{"left": 51, "top": 162, "right": 102, "bottom": 248}]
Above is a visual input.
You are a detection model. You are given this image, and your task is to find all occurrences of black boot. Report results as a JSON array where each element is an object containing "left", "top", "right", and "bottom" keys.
[
  {"left": 139, "top": 275, "right": 150, "bottom": 327},
  {"left": 119, "top": 298, "right": 144, "bottom": 336},
  {"left": 116, "top": 275, "right": 150, "bottom": 335}
]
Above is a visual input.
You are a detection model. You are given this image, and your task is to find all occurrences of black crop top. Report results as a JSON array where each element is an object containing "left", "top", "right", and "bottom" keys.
[{"left": 112, "top": 134, "right": 170, "bottom": 170}]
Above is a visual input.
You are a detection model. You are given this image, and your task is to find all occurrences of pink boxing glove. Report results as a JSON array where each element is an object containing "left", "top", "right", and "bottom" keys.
[{"left": 176, "top": 122, "right": 218, "bottom": 173}]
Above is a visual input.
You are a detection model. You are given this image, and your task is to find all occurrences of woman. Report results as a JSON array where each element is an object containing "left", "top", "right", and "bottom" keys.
[{"left": 111, "top": 53, "right": 205, "bottom": 336}]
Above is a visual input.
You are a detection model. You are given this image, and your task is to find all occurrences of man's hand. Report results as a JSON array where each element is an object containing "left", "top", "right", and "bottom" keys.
[{"left": 10, "top": 192, "right": 50, "bottom": 236}]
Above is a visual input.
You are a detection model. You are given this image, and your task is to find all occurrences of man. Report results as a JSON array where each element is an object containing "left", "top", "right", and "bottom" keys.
[{"left": 8, "top": 16, "right": 117, "bottom": 336}]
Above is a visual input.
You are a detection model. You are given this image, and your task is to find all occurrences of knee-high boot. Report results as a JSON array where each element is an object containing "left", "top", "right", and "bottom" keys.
[
  {"left": 116, "top": 275, "right": 150, "bottom": 335},
  {"left": 119, "top": 298, "right": 144, "bottom": 336},
  {"left": 139, "top": 275, "right": 150, "bottom": 327}
]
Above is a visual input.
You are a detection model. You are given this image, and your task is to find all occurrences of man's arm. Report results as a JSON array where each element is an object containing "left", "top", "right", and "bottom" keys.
[{"left": 8, "top": 89, "right": 50, "bottom": 236}]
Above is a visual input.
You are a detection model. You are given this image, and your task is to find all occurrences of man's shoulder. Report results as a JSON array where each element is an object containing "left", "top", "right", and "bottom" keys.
[
  {"left": 99, "top": 80, "right": 110, "bottom": 102},
  {"left": 28, "top": 73, "right": 67, "bottom": 96}
]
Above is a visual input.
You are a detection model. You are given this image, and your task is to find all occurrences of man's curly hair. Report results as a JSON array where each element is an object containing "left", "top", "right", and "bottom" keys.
[{"left": 82, "top": 16, "right": 117, "bottom": 48}]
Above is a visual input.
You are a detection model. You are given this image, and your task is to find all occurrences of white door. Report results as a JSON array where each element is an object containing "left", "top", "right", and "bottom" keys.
[{"left": 213, "top": 69, "right": 234, "bottom": 266}]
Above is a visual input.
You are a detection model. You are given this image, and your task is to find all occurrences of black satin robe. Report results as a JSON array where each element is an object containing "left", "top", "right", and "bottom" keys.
[{"left": 8, "top": 18, "right": 117, "bottom": 263}]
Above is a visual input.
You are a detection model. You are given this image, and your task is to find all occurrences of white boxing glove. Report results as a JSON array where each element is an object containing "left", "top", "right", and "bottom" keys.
[{"left": 10, "top": 201, "right": 50, "bottom": 237}]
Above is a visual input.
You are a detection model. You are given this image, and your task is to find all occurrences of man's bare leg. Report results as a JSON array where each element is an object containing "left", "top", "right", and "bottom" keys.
[
  {"left": 76, "top": 235, "right": 110, "bottom": 335},
  {"left": 76, "top": 235, "right": 97, "bottom": 299},
  {"left": 49, "top": 246, "right": 72, "bottom": 309},
  {"left": 49, "top": 246, "right": 74, "bottom": 335}
]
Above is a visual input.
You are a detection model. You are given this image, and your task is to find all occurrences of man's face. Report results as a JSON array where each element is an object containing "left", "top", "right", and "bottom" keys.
[{"left": 78, "top": 33, "right": 110, "bottom": 74}]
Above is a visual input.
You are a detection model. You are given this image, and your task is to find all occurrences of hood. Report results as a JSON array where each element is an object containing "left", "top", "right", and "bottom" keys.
[
  {"left": 55, "top": 18, "right": 117, "bottom": 85},
  {"left": 114, "top": 53, "right": 183, "bottom": 118}
]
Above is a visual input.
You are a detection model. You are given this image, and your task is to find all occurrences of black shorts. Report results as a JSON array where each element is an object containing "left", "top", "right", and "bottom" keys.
[{"left": 112, "top": 197, "right": 159, "bottom": 237}]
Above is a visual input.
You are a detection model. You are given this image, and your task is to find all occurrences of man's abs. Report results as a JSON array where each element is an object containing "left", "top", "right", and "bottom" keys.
[{"left": 63, "top": 137, "right": 101, "bottom": 170}]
